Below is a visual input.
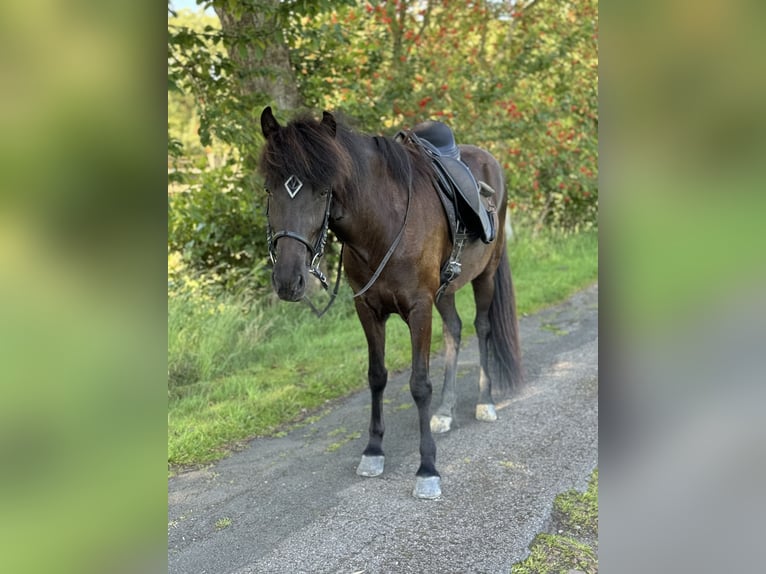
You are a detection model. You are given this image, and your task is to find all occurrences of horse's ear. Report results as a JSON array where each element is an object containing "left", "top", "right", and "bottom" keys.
[
  {"left": 261, "top": 106, "right": 280, "bottom": 140},
  {"left": 321, "top": 111, "right": 337, "bottom": 137}
]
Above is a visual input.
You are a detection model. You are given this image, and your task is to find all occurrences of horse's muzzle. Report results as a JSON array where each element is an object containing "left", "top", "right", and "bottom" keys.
[
  {"left": 272, "top": 270, "right": 306, "bottom": 302},
  {"left": 271, "top": 245, "right": 309, "bottom": 301}
]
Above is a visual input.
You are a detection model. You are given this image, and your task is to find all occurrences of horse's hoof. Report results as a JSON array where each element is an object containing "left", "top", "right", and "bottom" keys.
[
  {"left": 476, "top": 403, "right": 498, "bottom": 422},
  {"left": 412, "top": 476, "right": 442, "bottom": 499},
  {"left": 356, "top": 455, "right": 385, "bottom": 477},
  {"left": 430, "top": 414, "right": 453, "bottom": 434}
]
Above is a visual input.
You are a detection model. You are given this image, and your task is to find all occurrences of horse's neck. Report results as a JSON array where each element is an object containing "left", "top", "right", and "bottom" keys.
[{"left": 331, "top": 134, "right": 407, "bottom": 260}]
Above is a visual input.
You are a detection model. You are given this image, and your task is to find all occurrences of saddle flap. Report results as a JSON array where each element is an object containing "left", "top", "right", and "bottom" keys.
[
  {"left": 437, "top": 156, "right": 480, "bottom": 211},
  {"left": 398, "top": 123, "right": 496, "bottom": 244},
  {"left": 434, "top": 156, "right": 495, "bottom": 244}
]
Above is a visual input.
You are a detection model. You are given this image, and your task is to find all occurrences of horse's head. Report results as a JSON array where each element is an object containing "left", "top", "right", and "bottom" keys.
[{"left": 259, "top": 106, "right": 340, "bottom": 301}]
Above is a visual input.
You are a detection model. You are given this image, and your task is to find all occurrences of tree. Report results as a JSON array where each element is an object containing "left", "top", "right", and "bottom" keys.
[
  {"left": 168, "top": 1, "right": 355, "bottom": 288},
  {"left": 295, "top": 0, "right": 598, "bottom": 231},
  {"left": 168, "top": 0, "right": 599, "bottom": 290},
  {"left": 212, "top": 0, "right": 302, "bottom": 111}
]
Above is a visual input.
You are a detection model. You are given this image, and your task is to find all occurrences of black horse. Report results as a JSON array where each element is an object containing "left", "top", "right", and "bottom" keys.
[{"left": 259, "top": 107, "right": 522, "bottom": 498}]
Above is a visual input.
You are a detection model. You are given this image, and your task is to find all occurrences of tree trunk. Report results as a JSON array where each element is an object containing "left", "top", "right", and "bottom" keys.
[{"left": 213, "top": 1, "right": 302, "bottom": 111}]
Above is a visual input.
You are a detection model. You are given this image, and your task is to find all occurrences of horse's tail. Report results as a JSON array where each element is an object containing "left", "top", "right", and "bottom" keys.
[{"left": 488, "top": 246, "right": 524, "bottom": 393}]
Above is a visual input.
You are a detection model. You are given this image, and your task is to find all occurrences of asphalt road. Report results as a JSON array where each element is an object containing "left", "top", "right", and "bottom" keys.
[{"left": 168, "top": 283, "right": 598, "bottom": 574}]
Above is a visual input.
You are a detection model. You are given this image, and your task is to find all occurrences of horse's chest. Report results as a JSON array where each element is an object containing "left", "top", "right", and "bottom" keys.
[{"left": 357, "top": 286, "right": 416, "bottom": 318}]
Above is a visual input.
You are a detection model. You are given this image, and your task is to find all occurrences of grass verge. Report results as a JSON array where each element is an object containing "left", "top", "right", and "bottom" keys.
[
  {"left": 168, "top": 229, "right": 597, "bottom": 471},
  {"left": 512, "top": 469, "right": 599, "bottom": 574}
]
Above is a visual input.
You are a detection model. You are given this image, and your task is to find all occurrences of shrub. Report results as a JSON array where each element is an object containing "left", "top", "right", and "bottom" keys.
[{"left": 168, "top": 166, "right": 270, "bottom": 291}]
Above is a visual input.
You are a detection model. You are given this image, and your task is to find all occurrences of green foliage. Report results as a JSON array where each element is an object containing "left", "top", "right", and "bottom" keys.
[
  {"left": 295, "top": 0, "right": 598, "bottom": 232},
  {"left": 214, "top": 517, "right": 233, "bottom": 530},
  {"left": 168, "top": 166, "right": 269, "bottom": 289},
  {"left": 168, "top": 0, "right": 598, "bottom": 288},
  {"left": 168, "top": 7, "right": 239, "bottom": 153}
]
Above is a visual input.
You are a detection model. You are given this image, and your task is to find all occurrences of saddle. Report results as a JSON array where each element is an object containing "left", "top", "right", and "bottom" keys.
[{"left": 406, "top": 121, "right": 496, "bottom": 245}]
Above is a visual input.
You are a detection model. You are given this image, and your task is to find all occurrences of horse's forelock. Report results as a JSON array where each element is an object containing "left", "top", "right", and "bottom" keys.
[{"left": 260, "top": 116, "right": 351, "bottom": 187}]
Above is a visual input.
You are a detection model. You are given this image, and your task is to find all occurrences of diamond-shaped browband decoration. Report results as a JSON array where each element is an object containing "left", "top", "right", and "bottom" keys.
[{"left": 284, "top": 174, "right": 303, "bottom": 199}]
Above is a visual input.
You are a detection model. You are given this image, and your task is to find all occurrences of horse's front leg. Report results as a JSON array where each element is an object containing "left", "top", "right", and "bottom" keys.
[
  {"left": 355, "top": 301, "right": 388, "bottom": 478},
  {"left": 407, "top": 302, "right": 442, "bottom": 499}
]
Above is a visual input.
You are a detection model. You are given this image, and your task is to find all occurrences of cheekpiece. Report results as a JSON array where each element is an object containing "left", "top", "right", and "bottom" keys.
[{"left": 284, "top": 174, "right": 303, "bottom": 198}]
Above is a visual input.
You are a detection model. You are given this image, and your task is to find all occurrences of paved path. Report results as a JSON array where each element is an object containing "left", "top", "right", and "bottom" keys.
[{"left": 168, "top": 284, "right": 598, "bottom": 574}]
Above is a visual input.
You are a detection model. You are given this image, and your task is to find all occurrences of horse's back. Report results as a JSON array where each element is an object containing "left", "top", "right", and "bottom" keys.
[{"left": 457, "top": 144, "right": 507, "bottom": 208}]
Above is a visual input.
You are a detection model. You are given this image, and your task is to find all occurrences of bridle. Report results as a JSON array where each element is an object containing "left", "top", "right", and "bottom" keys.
[
  {"left": 266, "top": 165, "right": 413, "bottom": 316},
  {"left": 266, "top": 184, "right": 333, "bottom": 289},
  {"left": 266, "top": 180, "right": 343, "bottom": 317}
]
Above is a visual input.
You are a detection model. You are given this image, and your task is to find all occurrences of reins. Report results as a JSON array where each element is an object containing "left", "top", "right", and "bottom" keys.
[
  {"left": 351, "top": 166, "right": 413, "bottom": 299},
  {"left": 303, "top": 167, "right": 412, "bottom": 314}
]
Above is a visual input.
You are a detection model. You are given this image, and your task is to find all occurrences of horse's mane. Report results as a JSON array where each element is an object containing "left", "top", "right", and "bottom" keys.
[
  {"left": 259, "top": 113, "right": 353, "bottom": 188},
  {"left": 259, "top": 113, "right": 429, "bottom": 201}
]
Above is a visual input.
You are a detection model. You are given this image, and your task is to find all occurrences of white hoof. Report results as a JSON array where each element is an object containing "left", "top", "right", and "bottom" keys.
[
  {"left": 430, "top": 414, "right": 453, "bottom": 434},
  {"left": 475, "top": 403, "right": 498, "bottom": 422},
  {"left": 412, "top": 476, "right": 442, "bottom": 499},
  {"left": 356, "top": 455, "right": 385, "bottom": 477}
]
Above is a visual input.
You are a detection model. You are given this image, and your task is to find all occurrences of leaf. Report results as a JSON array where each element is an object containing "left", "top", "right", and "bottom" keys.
[{"left": 168, "top": 77, "right": 184, "bottom": 94}]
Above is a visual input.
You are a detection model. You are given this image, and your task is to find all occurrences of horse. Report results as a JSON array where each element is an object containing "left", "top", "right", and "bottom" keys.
[{"left": 258, "top": 106, "right": 523, "bottom": 499}]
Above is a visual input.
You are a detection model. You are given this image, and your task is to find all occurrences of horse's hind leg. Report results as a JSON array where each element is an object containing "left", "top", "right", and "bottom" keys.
[
  {"left": 430, "top": 293, "right": 461, "bottom": 434},
  {"left": 472, "top": 272, "right": 498, "bottom": 422},
  {"left": 355, "top": 302, "right": 388, "bottom": 478}
]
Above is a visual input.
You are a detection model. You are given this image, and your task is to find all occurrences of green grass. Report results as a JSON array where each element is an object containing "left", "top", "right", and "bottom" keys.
[
  {"left": 508, "top": 227, "right": 598, "bottom": 315},
  {"left": 168, "top": 229, "right": 597, "bottom": 471},
  {"left": 168, "top": 290, "right": 271, "bottom": 389},
  {"left": 512, "top": 469, "right": 599, "bottom": 574},
  {"left": 553, "top": 468, "right": 599, "bottom": 538}
]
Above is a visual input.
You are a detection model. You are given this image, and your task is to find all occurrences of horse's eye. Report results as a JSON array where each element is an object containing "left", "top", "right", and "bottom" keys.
[
  {"left": 264, "top": 186, "right": 271, "bottom": 195},
  {"left": 319, "top": 188, "right": 329, "bottom": 197}
]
